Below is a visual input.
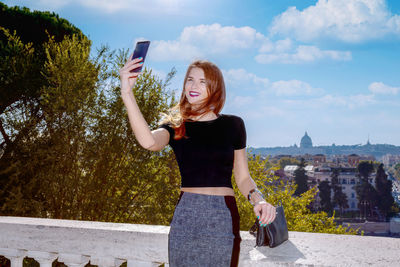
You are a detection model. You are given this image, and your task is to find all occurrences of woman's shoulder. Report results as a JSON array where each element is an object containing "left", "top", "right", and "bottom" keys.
[{"left": 220, "top": 113, "right": 244, "bottom": 123}]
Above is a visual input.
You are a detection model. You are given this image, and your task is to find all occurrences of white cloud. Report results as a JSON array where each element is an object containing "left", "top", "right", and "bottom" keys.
[
  {"left": 256, "top": 44, "right": 351, "bottom": 64},
  {"left": 179, "top": 24, "right": 265, "bottom": 52},
  {"left": 149, "top": 40, "right": 203, "bottom": 61},
  {"left": 150, "top": 25, "right": 350, "bottom": 64},
  {"left": 270, "top": 0, "right": 400, "bottom": 43},
  {"left": 348, "top": 94, "right": 376, "bottom": 107},
  {"left": 333, "top": 94, "right": 376, "bottom": 108},
  {"left": 223, "top": 68, "right": 323, "bottom": 97},
  {"left": 222, "top": 69, "right": 269, "bottom": 89},
  {"left": 260, "top": 106, "right": 286, "bottom": 116},
  {"left": 258, "top": 38, "right": 293, "bottom": 53},
  {"left": 230, "top": 96, "right": 255, "bottom": 108},
  {"left": 369, "top": 82, "right": 399, "bottom": 95},
  {"left": 150, "top": 24, "right": 266, "bottom": 61},
  {"left": 240, "top": 106, "right": 286, "bottom": 120},
  {"left": 270, "top": 80, "right": 324, "bottom": 96},
  {"left": 284, "top": 93, "right": 376, "bottom": 109}
]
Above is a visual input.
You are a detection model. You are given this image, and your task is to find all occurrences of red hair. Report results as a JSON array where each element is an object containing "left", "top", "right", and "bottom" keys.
[{"left": 160, "top": 60, "right": 226, "bottom": 140}]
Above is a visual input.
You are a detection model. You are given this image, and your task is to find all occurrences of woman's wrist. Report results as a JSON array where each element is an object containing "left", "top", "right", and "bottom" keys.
[
  {"left": 248, "top": 188, "right": 266, "bottom": 206},
  {"left": 121, "top": 89, "right": 134, "bottom": 99}
]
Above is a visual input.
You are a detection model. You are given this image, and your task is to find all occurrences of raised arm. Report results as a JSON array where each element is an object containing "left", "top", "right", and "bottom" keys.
[
  {"left": 119, "top": 55, "right": 169, "bottom": 152},
  {"left": 233, "top": 148, "right": 276, "bottom": 226}
]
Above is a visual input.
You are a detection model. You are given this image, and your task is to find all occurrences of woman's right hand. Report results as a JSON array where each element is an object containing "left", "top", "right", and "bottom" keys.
[{"left": 119, "top": 54, "right": 144, "bottom": 94}]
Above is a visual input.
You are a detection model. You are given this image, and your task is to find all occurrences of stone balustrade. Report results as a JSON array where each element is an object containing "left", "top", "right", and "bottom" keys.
[{"left": 1, "top": 216, "right": 400, "bottom": 266}]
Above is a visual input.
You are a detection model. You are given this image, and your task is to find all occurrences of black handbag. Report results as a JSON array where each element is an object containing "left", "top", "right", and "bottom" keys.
[{"left": 249, "top": 205, "right": 289, "bottom": 248}]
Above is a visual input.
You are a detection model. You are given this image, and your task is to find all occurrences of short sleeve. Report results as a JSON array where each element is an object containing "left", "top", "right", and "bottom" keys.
[
  {"left": 233, "top": 116, "right": 246, "bottom": 150},
  {"left": 159, "top": 123, "right": 175, "bottom": 144}
]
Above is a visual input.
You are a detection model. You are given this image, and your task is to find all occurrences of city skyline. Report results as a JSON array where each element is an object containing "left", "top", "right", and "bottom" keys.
[
  {"left": 3, "top": 0, "right": 400, "bottom": 147},
  {"left": 267, "top": 131, "right": 383, "bottom": 148},
  {"left": 250, "top": 131, "right": 400, "bottom": 159}
]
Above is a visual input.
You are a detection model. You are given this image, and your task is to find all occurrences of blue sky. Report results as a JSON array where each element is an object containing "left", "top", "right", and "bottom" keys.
[{"left": 4, "top": 0, "right": 400, "bottom": 148}]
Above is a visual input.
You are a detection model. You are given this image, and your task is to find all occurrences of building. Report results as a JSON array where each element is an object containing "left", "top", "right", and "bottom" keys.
[
  {"left": 382, "top": 154, "right": 400, "bottom": 167},
  {"left": 348, "top": 154, "right": 360, "bottom": 167},
  {"left": 313, "top": 154, "right": 326, "bottom": 165},
  {"left": 283, "top": 163, "right": 376, "bottom": 212},
  {"left": 300, "top": 132, "right": 313, "bottom": 148}
]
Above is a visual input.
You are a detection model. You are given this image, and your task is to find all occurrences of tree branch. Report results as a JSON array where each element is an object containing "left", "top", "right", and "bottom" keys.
[{"left": 0, "top": 120, "right": 11, "bottom": 147}]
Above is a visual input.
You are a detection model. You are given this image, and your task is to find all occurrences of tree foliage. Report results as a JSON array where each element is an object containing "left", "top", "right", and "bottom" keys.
[
  {"left": 357, "top": 161, "right": 375, "bottom": 181},
  {"left": 0, "top": 2, "right": 83, "bottom": 45},
  {"left": 330, "top": 168, "right": 348, "bottom": 216},
  {"left": 0, "top": 33, "right": 181, "bottom": 225},
  {"left": 318, "top": 180, "right": 333, "bottom": 214},
  {"left": 293, "top": 158, "right": 308, "bottom": 196},
  {"left": 355, "top": 161, "right": 378, "bottom": 218},
  {"left": 375, "top": 164, "right": 394, "bottom": 219},
  {"left": 0, "top": 2, "right": 86, "bottom": 119}
]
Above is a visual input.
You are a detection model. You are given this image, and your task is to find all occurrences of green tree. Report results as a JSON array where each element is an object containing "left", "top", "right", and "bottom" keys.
[
  {"left": 0, "top": 2, "right": 83, "bottom": 44},
  {"left": 355, "top": 161, "right": 378, "bottom": 218},
  {"left": 375, "top": 164, "right": 394, "bottom": 220},
  {"left": 232, "top": 154, "right": 359, "bottom": 234},
  {"left": 0, "top": 4, "right": 88, "bottom": 197},
  {"left": 318, "top": 180, "right": 333, "bottom": 214},
  {"left": 357, "top": 161, "right": 374, "bottom": 180},
  {"left": 330, "top": 168, "right": 348, "bottom": 217},
  {"left": 0, "top": 2, "right": 85, "bottom": 116},
  {"left": 294, "top": 158, "right": 308, "bottom": 196},
  {"left": 0, "top": 33, "right": 180, "bottom": 225}
]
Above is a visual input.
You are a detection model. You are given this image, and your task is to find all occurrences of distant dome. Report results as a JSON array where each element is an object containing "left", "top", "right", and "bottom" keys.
[{"left": 300, "top": 132, "right": 313, "bottom": 148}]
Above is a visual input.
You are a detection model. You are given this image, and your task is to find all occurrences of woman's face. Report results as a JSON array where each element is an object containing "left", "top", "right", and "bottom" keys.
[{"left": 184, "top": 67, "right": 209, "bottom": 107}]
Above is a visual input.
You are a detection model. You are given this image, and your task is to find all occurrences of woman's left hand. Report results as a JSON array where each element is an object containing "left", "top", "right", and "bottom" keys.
[{"left": 254, "top": 201, "right": 276, "bottom": 227}]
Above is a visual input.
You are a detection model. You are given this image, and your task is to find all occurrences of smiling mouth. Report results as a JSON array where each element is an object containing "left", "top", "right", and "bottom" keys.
[{"left": 189, "top": 91, "right": 200, "bottom": 97}]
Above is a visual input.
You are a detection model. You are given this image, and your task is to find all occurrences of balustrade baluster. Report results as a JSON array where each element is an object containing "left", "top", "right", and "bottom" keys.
[
  {"left": 27, "top": 251, "right": 58, "bottom": 267},
  {"left": 0, "top": 248, "right": 26, "bottom": 267},
  {"left": 58, "top": 253, "right": 90, "bottom": 267}
]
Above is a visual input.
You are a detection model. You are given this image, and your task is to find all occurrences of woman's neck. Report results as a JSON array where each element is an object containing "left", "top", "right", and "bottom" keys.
[{"left": 189, "top": 112, "right": 217, "bottom": 121}]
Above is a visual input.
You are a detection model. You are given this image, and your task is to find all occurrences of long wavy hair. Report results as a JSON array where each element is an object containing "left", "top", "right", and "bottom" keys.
[{"left": 159, "top": 60, "right": 226, "bottom": 140}]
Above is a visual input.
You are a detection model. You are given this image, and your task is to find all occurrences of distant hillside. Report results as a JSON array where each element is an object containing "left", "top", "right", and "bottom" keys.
[{"left": 248, "top": 143, "right": 400, "bottom": 158}]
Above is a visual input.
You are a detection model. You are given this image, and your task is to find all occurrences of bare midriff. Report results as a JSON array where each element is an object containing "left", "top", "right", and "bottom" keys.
[{"left": 181, "top": 187, "right": 235, "bottom": 196}]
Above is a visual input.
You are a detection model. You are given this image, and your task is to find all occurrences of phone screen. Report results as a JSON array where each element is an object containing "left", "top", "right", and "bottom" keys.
[{"left": 130, "top": 41, "right": 150, "bottom": 73}]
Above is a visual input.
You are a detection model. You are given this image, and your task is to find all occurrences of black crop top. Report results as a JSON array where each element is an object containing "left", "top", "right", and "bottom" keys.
[{"left": 158, "top": 114, "right": 246, "bottom": 188}]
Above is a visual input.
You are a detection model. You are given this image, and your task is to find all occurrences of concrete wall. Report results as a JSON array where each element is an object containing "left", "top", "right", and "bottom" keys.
[{"left": 1, "top": 216, "right": 400, "bottom": 266}]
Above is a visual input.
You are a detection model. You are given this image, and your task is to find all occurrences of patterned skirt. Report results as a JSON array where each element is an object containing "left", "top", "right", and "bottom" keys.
[{"left": 168, "top": 191, "right": 241, "bottom": 267}]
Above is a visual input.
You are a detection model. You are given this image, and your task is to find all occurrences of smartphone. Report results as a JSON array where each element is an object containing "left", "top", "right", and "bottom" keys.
[{"left": 130, "top": 40, "right": 150, "bottom": 73}]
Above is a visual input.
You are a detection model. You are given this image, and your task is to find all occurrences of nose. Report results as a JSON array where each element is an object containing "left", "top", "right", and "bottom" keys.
[{"left": 189, "top": 80, "right": 199, "bottom": 90}]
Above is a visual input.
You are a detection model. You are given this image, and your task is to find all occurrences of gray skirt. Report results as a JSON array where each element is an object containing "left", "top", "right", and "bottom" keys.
[{"left": 168, "top": 191, "right": 241, "bottom": 267}]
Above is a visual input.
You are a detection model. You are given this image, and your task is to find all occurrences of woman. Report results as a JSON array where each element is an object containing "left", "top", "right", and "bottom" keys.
[{"left": 119, "top": 56, "right": 276, "bottom": 266}]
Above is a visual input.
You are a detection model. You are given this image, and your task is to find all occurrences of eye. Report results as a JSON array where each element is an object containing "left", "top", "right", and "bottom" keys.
[{"left": 200, "top": 80, "right": 206, "bottom": 84}]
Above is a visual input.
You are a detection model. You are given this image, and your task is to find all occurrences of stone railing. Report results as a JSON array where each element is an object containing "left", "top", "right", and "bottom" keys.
[{"left": 1, "top": 216, "right": 400, "bottom": 266}]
